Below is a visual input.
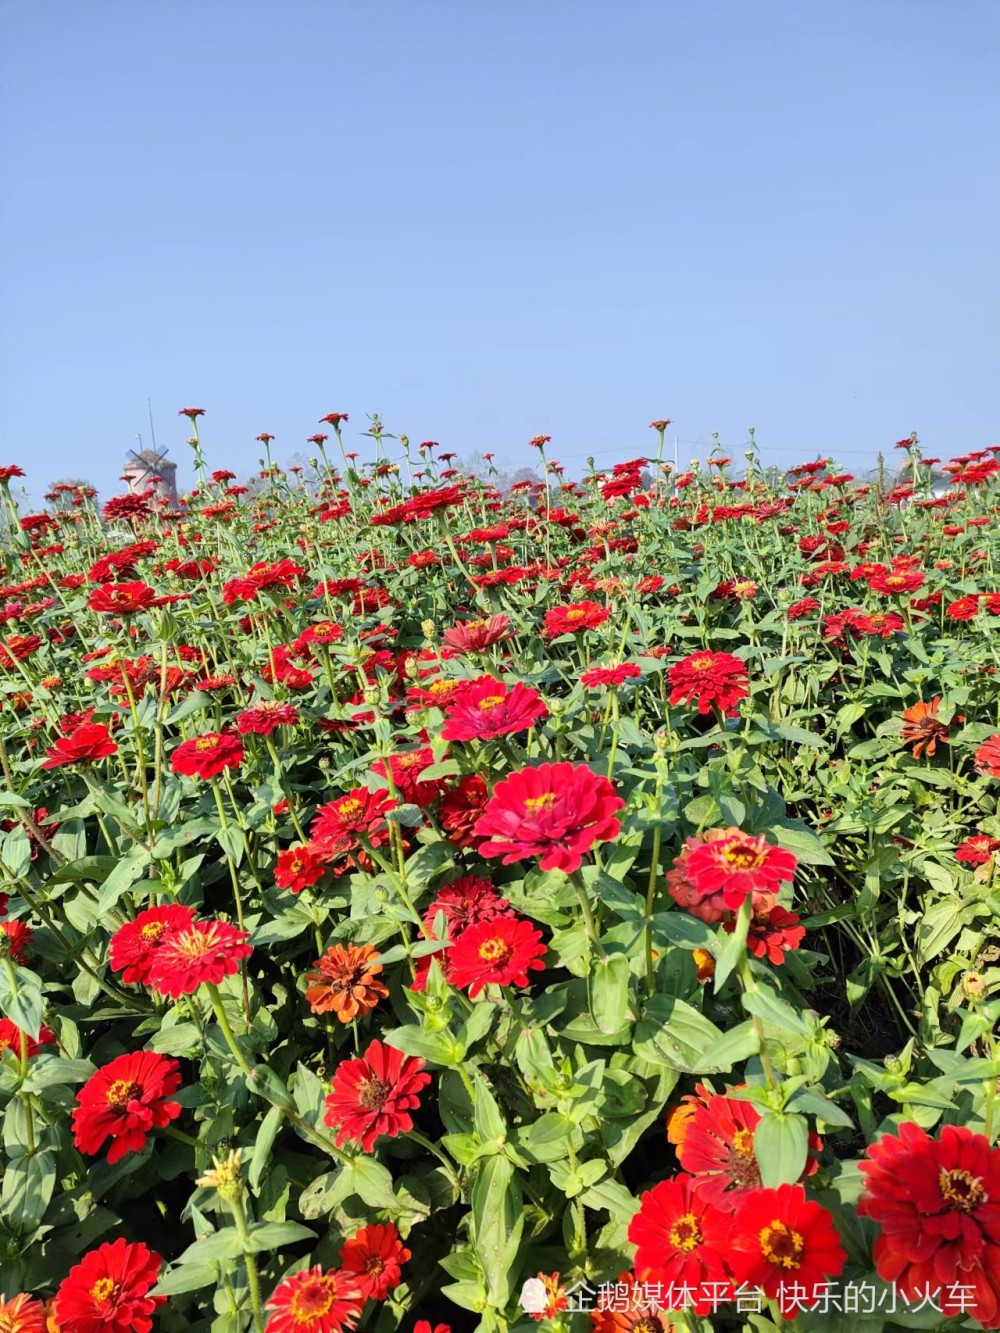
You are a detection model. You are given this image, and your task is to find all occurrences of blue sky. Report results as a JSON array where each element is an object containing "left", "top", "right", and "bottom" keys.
[{"left": 2, "top": 0, "right": 998, "bottom": 500}]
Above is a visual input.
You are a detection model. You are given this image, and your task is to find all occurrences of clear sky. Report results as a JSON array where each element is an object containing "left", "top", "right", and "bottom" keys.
[{"left": 2, "top": 0, "right": 998, "bottom": 501}]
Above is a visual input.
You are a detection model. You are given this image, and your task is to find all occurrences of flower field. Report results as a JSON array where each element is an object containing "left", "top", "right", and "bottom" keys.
[{"left": 3, "top": 417, "right": 1000, "bottom": 1332}]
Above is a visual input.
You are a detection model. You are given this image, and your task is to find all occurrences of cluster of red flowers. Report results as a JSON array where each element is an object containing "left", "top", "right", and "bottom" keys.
[{"left": 109, "top": 905, "right": 252, "bottom": 997}]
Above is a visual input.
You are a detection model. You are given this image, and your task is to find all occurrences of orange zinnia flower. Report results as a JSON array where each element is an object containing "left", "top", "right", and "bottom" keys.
[
  {"left": 900, "top": 697, "right": 949, "bottom": 758},
  {"left": 305, "top": 944, "right": 389, "bottom": 1022}
]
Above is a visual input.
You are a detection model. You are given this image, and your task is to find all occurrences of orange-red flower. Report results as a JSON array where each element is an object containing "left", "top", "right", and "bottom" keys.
[
  {"left": 684, "top": 829, "right": 798, "bottom": 911},
  {"left": 323, "top": 1039, "right": 431, "bottom": 1153},
  {"left": 72, "top": 1051, "right": 182, "bottom": 1163},
  {"left": 440, "top": 677, "right": 547, "bottom": 742},
  {"left": 667, "top": 651, "right": 749, "bottom": 715},
  {"left": 627, "top": 1174, "right": 730, "bottom": 1314},
  {"left": 86, "top": 582, "right": 158, "bottom": 615},
  {"left": 0, "top": 1016, "right": 56, "bottom": 1060},
  {"left": 447, "top": 915, "right": 547, "bottom": 998},
  {"left": 858, "top": 1122, "right": 1000, "bottom": 1326},
  {"left": 0, "top": 1293, "right": 46, "bottom": 1332},
  {"left": 170, "top": 731, "right": 244, "bottom": 780},
  {"left": 338, "top": 1221, "right": 410, "bottom": 1300},
  {"left": 305, "top": 944, "right": 389, "bottom": 1021},
  {"left": 541, "top": 600, "right": 610, "bottom": 638},
  {"left": 591, "top": 1273, "right": 674, "bottom": 1333},
  {"left": 975, "top": 735, "right": 1000, "bottom": 778},
  {"left": 108, "top": 904, "right": 197, "bottom": 986},
  {"left": 274, "top": 843, "right": 328, "bottom": 894},
  {"left": 263, "top": 1265, "right": 363, "bottom": 1333},
  {"left": 728, "top": 1184, "right": 844, "bottom": 1315},
  {"left": 441, "top": 614, "right": 514, "bottom": 652},
  {"left": 900, "top": 697, "right": 949, "bottom": 758},
  {"left": 40, "top": 722, "right": 118, "bottom": 770},
  {"left": 53, "top": 1238, "right": 164, "bottom": 1333}
]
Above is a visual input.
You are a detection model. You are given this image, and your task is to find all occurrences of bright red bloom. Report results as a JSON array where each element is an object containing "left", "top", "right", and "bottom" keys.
[
  {"left": 542, "top": 600, "right": 610, "bottom": 638},
  {"left": 447, "top": 915, "right": 547, "bottom": 998},
  {"left": 786, "top": 596, "right": 820, "bottom": 620},
  {"left": 421, "top": 875, "right": 513, "bottom": 936},
  {"left": 72, "top": 1050, "right": 182, "bottom": 1163},
  {"left": 53, "top": 1237, "right": 164, "bottom": 1333},
  {"left": 441, "top": 615, "right": 514, "bottom": 652},
  {"left": 666, "top": 830, "right": 772, "bottom": 924},
  {"left": 676, "top": 1090, "right": 764, "bottom": 1208},
  {"left": 310, "top": 787, "right": 395, "bottom": 854},
  {"left": 956, "top": 835, "right": 1000, "bottom": 866},
  {"left": 275, "top": 842, "right": 328, "bottom": 893},
  {"left": 236, "top": 701, "right": 299, "bottom": 734},
  {"left": 728, "top": 1184, "right": 845, "bottom": 1315},
  {"left": 725, "top": 897, "right": 806, "bottom": 964},
  {"left": 440, "top": 677, "right": 547, "bottom": 742},
  {"left": 438, "top": 774, "right": 489, "bottom": 847},
  {"left": 684, "top": 828, "right": 798, "bottom": 911},
  {"left": 975, "top": 736, "right": 1000, "bottom": 778},
  {"left": 323, "top": 1039, "right": 431, "bottom": 1152},
  {"left": 41, "top": 722, "right": 118, "bottom": 769},
  {"left": 580, "top": 663, "right": 643, "bottom": 688},
  {"left": 667, "top": 651, "right": 750, "bottom": 715},
  {"left": 264, "top": 1265, "right": 363, "bottom": 1333},
  {"left": 869, "top": 569, "right": 925, "bottom": 595},
  {"left": 414, "top": 1323, "right": 452, "bottom": 1333},
  {"left": 339, "top": 1221, "right": 411, "bottom": 1300},
  {"left": 145, "top": 918, "right": 252, "bottom": 998},
  {"left": 473, "top": 762, "right": 625, "bottom": 874},
  {"left": 170, "top": 731, "right": 244, "bottom": 780},
  {"left": 0, "top": 1292, "right": 46, "bottom": 1332},
  {"left": 947, "top": 594, "right": 981, "bottom": 621},
  {"left": 108, "top": 904, "right": 198, "bottom": 985},
  {"left": 0, "top": 919, "right": 32, "bottom": 963},
  {"left": 86, "top": 582, "right": 158, "bottom": 615},
  {"left": 626, "top": 1174, "right": 730, "bottom": 1314},
  {"left": 0, "top": 1016, "right": 56, "bottom": 1059},
  {"left": 371, "top": 748, "right": 448, "bottom": 805},
  {"left": 858, "top": 1122, "right": 1000, "bottom": 1326}
]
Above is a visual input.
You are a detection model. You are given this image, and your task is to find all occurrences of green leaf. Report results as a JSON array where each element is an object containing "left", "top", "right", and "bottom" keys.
[
  {"left": 472, "top": 1073, "right": 507, "bottom": 1147},
  {"left": 633, "top": 995, "right": 727, "bottom": 1072},
  {"left": 714, "top": 896, "right": 751, "bottom": 990},
  {"left": 245, "top": 1221, "right": 316, "bottom": 1252},
  {"left": 248, "top": 1064, "right": 295, "bottom": 1111},
  {"left": 771, "top": 819, "right": 834, "bottom": 867},
  {"left": 344, "top": 1157, "right": 397, "bottom": 1209},
  {"left": 754, "top": 1112, "right": 809, "bottom": 1188},
  {"left": 588, "top": 952, "right": 631, "bottom": 1034},
  {"left": 97, "top": 850, "right": 151, "bottom": 914},
  {"left": 249, "top": 1104, "right": 285, "bottom": 1192},
  {"left": 1, "top": 1149, "right": 56, "bottom": 1232},
  {"left": 382, "top": 1025, "right": 464, "bottom": 1066},
  {"left": 471, "top": 1154, "right": 523, "bottom": 1308},
  {"left": 153, "top": 1262, "right": 219, "bottom": 1296},
  {"left": 742, "top": 983, "right": 812, "bottom": 1037},
  {"left": 0, "top": 964, "right": 43, "bottom": 1041}
]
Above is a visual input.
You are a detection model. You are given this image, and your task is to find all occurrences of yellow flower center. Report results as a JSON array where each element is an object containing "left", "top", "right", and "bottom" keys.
[
  {"left": 356, "top": 1075, "right": 391, "bottom": 1112},
  {"left": 364, "top": 1255, "right": 386, "bottom": 1276},
  {"left": 105, "top": 1079, "right": 142, "bottom": 1110},
  {"left": 194, "top": 736, "right": 218, "bottom": 750},
  {"left": 478, "top": 937, "right": 512, "bottom": 964},
  {"left": 289, "top": 1275, "right": 337, "bottom": 1320},
  {"left": 721, "top": 843, "right": 764, "bottom": 870},
  {"left": 337, "top": 799, "right": 363, "bottom": 821},
  {"left": 90, "top": 1277, "right": 118, "bottom": 1304},
  {"left": 689, "top": 656, "right": 714, "bottom": 672},
  {"left": 668, "top": 1212, "right": 702, "bottom": 1252},
  {"left": 733, "top": 1127, "right": 755, "bottom": 1157},
  {"left": 759, "top": 1220, "right": 804, "bottom": 1269},
  {"left": 939, "top": 1168, "right": 987, "bottom": 1212},
  {"left": 566, "top": 608, "right": 587, "bottom": 620},
  {"left": 523, "top": 793, "right": 556, "bottom": 811},
  {"left": 140, "top": 921, "right": 167, "bottom": 941},
  {"left": 476, "top": 695, "right": 505, "bottom": 711}
]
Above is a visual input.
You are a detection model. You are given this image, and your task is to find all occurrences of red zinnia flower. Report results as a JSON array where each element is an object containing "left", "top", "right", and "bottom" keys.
[
  {"left": 580, "top": 663, "right": 643, "bottom": 689},
  {"left": 264, "top": 1265, "right": 363, "bottom": 1333},
  {"left": 421, "top": 875, "right": 513, "bottom": 936},
  {"left": 108, "top": 904, "right": 198, "bottom": 985},
  {"left": 323, "top": 1039, "right": 431, "bottom": 1152},
  {"left": 438, "top": 774, "right": 489, "bottom": 847},
  {"left": 170, "top": 731, "right": 244, "bottom": 780},
  {"left": 86, "top": 582, "right": 158, "bottom": 615},
  {"left": 310, "top": 787, "right": 395, "bottom": 854},
  {"left": 275, "top": 842, "right": 328, "bottom": 893},
  {"left": 145, "top": 918, "right": 252, "bottom": 998},
  {"left": 947, "top": 594, "right": 981, "bottom": 621},
  {"left": 591, "top": 1273, "right": 673, "bottom": 1333},
  {"left": 869, "top": 569, "right": 925, "bottom": 595},
  {"left": 0, "top": 919, "right": 32, "bottom": 963},
  {"left": 0, "top": 1017, "right": 56, "bottom": 1060},
  {"left": 414, "top": 1324, "right": 452, "bottom": 1333},
  {"left": 371, "top": 749, "right": 447, "bottom": 805},
  {"left": 542, "top": 600, "right": 610, "bottom": 638},
  {"left": 440, "top": 677, "right": 548, "bottom": 742},
  {"left": 72, "top": 1051, "right": 182, "bottom": 1163},
  {"left": 53, "top": 1237, "right": 164, "bottom": 1333},
  {"left": 684, "top": 828, "right": 798, "bottom": 911},
  {"left": 441, "top": 615, "right": 514, "bottom": 653},
  {"left": 339, "top": 1221, "right": 410, "bottom": 1301},
  {"left": 626, "top": 1174, "right": 730, "bottom": 1314},
  {"left": 236, "top": 701, "right": 300, "bottom": 734},
  {"left": 975, "top": 736, "right": 1000, "bottom": 778},
  {"left": 472, "top": 762, "right": 625, "bottom": 874},
  {"left": 724, "top": 896, "right": 805, "bottom": 964},
  {"left": 667, "top": 651, "right": 749, "bottom": 715},
  {"left": 447, "top": 915, "right": 547, "bottom": 998},
  {"left": 858, "top": 1122, "right": 1000, "bottom": 1325},
  {"left": 728, "top": 1184, "right": 845, "bottom": 1315},
  {"left": 0, "top": 1293, "right": 46, "bottom": 1332},
  {"left": 40, "top": 722, "right": 118, "bottom": 770},
  {"left": 956, "top": 835, "right": 1000, "bottom": 866}
]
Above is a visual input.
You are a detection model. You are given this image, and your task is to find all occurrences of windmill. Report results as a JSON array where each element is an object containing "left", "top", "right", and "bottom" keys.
[{"left": 122, "top": 441, "right": 179, "bottom": 506}]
